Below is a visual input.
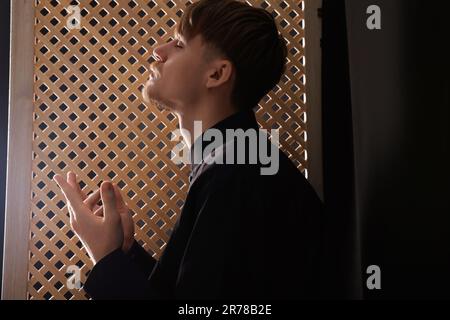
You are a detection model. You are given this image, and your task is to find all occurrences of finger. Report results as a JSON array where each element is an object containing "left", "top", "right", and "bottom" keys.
[
  {"left": 120, "top": 211, "right": 135, "bottom": 239},
  {"left": 120, "top": 207, "right": 134, "bottom": 232},
  {"left": 85, "top": 188, "right": 101, "bottom": 211},
  {"left": 100, "top": 181, "right": 119, "bottom": 222},
  {"left": 93, "top": 206, "right": 104, "bottom": 217},
  {"left": 54, "top": 174, "right": 84, "bottom": 214},
  {"left": 67, "top": 171, "right": 86, "bottom": 201},
  {"left": 112, "top": 184, "right": 127, "bottom": 213},
  {"left": 68, "top": 206, "right": 76, "bottom": 227}
]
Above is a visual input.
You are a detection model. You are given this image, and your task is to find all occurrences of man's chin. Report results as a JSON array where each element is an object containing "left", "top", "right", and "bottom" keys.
[
  {"left": 148, "top": 98, "right": 172, "bottom": 112},
  {"left": 154, "top": 102, "right": 171, "bottom": 112},
  {"left": 141, "top": 85, "right": 172, "bottom": 112}
]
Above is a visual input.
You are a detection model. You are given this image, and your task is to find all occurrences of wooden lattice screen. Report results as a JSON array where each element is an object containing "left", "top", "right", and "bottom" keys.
[{"left": 27, "top": 0, "right": 309, "bottom": 300}]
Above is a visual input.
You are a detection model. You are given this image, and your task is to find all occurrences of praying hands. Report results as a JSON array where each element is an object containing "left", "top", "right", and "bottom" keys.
[{"left": 53, "top": 172, "right": 135, "bottom": 265}]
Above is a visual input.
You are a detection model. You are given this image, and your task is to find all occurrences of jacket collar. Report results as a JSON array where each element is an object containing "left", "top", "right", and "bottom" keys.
[{"left": 188, "top": 108, "right": 259, "bottom": 182}]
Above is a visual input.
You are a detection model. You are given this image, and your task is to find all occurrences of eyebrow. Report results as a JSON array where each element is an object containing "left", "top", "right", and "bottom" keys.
[{"left": 174, "top": 31, "right": 186, "bottom": 43}]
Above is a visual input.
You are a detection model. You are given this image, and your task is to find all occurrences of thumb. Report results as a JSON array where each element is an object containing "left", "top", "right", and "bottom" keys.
[{"left": 100, "top": 181, "right": 119, "bottom": 222}]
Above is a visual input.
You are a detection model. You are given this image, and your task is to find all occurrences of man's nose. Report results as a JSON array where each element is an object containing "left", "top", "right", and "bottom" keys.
[{"left": 152, "top": 43, "right": 169, "bottom": 62}]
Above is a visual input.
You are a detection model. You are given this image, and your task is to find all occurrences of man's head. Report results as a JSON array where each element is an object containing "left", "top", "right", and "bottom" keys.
[{"left": 142, "top": 0, "right": 287, "bottom": 114}]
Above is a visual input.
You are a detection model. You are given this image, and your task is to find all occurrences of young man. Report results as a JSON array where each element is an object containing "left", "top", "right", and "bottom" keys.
[{"left": 54, "top": 0, "right": 324, "bottom": 299}]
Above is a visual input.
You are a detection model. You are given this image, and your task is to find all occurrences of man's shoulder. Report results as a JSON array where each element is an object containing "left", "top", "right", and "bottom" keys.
[{"left": 193, "top": 146, "right": 312, "bottom": 192}]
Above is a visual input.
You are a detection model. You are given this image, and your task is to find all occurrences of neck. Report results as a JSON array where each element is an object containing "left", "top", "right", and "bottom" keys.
[{"left": 175, "top": 103, "right": 237, "bottom": 149}]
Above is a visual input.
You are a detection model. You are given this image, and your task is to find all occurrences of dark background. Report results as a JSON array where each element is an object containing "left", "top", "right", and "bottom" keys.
[
  {"left": 322, "top": 0, "right": 450, "bottom": 299},
  {"left": 0, "top": 0, "right": 449, "bottom": 299}
]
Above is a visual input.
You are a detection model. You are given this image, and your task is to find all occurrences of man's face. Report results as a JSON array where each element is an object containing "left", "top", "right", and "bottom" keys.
[{"left": 142, "top": 33, "right": 210, "bottom": 113}]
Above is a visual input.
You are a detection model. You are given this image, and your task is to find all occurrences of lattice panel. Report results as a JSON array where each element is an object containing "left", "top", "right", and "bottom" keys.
[{"left": 28, "top": 0, "right": 308, "bottom": 299}]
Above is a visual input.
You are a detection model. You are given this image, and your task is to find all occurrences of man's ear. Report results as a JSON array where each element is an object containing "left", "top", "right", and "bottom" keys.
[{"left": 206, "top": 60, "right": 233, "bottom": 89}]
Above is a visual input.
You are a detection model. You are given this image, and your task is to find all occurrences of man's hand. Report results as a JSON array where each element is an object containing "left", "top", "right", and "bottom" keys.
[
  {"left": 62, "top": 172, "right": 135, "bottom": 253},
  {"left": 54, "top": 172, "right": 131, "bottom": 264}
]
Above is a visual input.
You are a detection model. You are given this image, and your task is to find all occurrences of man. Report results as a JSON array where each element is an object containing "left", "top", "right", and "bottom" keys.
[{"left": 54, "top": 0, "right": 324, "bottom": 299}]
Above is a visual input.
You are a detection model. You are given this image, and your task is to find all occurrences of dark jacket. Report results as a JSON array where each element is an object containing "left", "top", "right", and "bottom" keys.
[{"left": 84, "top": 108, "right": 324, "bottom": 299}]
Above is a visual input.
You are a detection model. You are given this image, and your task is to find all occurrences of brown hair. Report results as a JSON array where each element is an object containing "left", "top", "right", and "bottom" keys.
[{"left": 176, "top": 0, "right": 288, "bottom": 111}]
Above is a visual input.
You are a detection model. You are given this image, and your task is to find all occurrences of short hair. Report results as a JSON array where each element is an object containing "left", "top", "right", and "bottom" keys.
[{"left": 176, "top": 0, "right": 288, "bottom": 111}]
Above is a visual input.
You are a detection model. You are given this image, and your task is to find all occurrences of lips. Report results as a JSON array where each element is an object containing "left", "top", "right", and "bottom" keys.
[{"left": 150, "top": 64, "right": 161, "bottom": 79}]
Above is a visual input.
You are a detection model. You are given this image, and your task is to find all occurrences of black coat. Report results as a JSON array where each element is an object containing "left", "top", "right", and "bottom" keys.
[{"left": 84, "top": 109, "right": 324, "bottom": 299}]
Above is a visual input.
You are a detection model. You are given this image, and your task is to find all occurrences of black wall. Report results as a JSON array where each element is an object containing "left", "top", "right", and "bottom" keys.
[
  {"left": 347, "top": 0, "right": 450, "bottom": 299},
  {"left": 323, "top": 0, "right": 450, "bottom": 299}
]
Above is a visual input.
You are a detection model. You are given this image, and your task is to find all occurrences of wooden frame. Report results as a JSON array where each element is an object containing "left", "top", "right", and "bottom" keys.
[
  {"left": 2, "top": 0, "right": 35, "bottom": 299},
  {"left": 304, "top": 0, "right": 323, "bottom": 201}
]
